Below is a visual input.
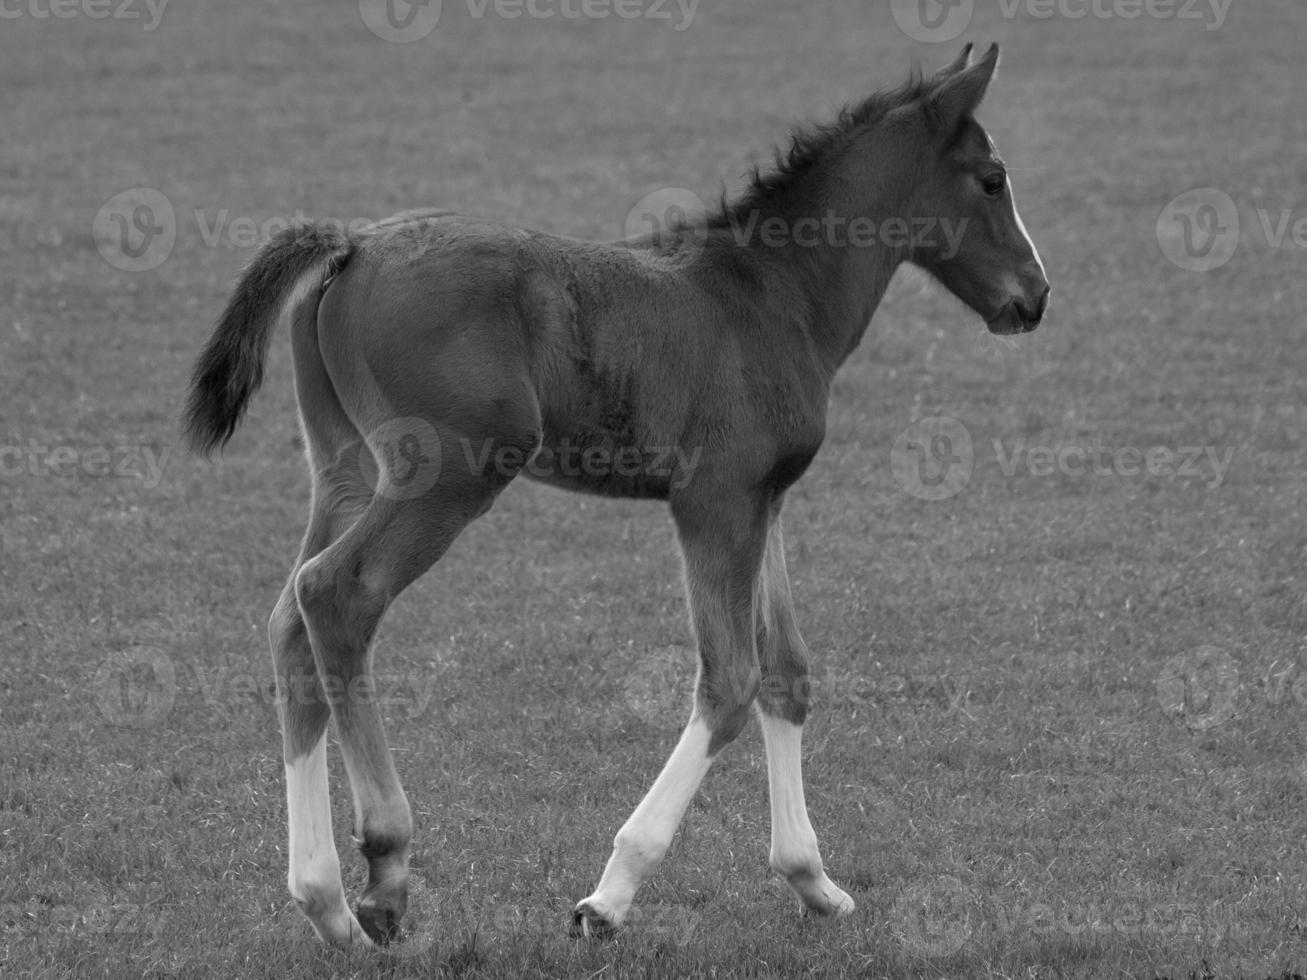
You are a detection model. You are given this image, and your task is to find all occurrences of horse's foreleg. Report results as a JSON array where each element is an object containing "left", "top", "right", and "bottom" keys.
[
  {"left": 755, "top": 516, "right": 854, "bottom": 917},
  {"left": 573, "top": 492, "right": 768, "bottom": 937}
]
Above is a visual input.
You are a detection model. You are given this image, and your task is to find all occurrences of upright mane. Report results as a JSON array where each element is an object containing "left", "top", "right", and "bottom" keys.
[{"left": 709, "top": 68, "right": 934, "bottom": 228}]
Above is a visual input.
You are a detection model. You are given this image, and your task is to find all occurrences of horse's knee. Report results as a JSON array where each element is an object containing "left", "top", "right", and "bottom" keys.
[
  {"left": 758, "top": 629, "right": 812, "bottom": 724},
  {"left": 268, "top": 590, "right": 303, "bottom": 650}
]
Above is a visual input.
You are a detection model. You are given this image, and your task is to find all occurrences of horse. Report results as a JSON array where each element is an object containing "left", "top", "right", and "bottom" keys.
[{"left": 183, "top": 41, "right": 1049, "bottom": 947}]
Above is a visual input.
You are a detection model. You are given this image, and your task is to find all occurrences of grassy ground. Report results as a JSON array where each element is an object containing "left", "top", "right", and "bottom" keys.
[{"left": 2, "top": 1, "right": 1306, "bottom": 977}]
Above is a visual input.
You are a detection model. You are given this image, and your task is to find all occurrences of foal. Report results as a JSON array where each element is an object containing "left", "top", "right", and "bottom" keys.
[{"left": 184, "top": 42, "right": 1048, "bottom": 945}]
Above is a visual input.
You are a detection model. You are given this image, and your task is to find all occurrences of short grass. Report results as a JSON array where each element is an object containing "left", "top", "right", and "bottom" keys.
[{"left": 2, "top": 1, "right": 1306, "bottom": 978}]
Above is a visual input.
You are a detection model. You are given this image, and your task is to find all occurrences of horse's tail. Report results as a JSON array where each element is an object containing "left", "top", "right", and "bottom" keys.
[{"left": 183, "top": 223, "right": 356, "bottom": 456}]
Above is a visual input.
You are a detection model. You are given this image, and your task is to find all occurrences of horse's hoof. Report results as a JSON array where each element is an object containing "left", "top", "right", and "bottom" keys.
[
  {"left": 356, "top": 901, "right": 402, "bottom": 945},
  {"left": 570, "top": 901, "right": 618, "bottom": 941}
]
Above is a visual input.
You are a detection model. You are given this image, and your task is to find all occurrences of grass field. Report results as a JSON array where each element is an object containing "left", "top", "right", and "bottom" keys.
[{"left": 2, "top": 1, "right": 1306, "bottom": 977}]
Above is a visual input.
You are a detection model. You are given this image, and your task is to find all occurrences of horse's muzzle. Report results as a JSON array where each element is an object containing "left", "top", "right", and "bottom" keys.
[{"left": 987, "top": 284, "right": 1050, "bottom": 335}]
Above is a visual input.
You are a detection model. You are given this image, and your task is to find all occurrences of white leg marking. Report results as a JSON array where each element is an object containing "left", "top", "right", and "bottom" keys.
[
  {"left": 286, "top": 736, "right": 371, "bottom": 945},
  {"left": 578, "top": 716, "right": 715, "bottom": 928},
  {"left": 758, "top": 713, "right": 854, "bottom": 916}
]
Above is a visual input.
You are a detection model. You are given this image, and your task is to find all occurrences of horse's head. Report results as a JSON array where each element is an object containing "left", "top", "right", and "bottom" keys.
[{"left": 907, "top": 43, "right": 1050, "bottom": 335}]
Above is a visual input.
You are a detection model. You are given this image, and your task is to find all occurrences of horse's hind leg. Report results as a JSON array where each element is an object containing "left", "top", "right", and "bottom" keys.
[
  {"left": 754, "top": 513, "right": 854, "bottom": 916},
  {"left": 574, "top": 490, "right": 769, "bottom": 936},
  {"left": 270, "top": 477, "right": 370, "bottom": 945},
  {"left": 294, "top": 438, "right": 519, "bottom": 944},
  {"left": 270, "top": 296, "right": 377, "bottom": 944}
]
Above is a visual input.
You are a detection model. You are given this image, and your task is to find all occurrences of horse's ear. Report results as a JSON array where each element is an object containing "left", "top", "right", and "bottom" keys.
[
  {"left": 931, "top": 42, "right": 974, "bottom": 83},
  {"left": 927, "top": 42, "right": 999, "bottom": 133}
]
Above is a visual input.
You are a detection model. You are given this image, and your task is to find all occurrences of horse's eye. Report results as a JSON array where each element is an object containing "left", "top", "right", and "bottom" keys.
[{"left": 981, "top": 175, "right": 1006, "bottom": 198}]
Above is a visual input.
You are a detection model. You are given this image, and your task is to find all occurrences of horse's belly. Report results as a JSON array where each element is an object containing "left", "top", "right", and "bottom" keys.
[{"left": 519, "top": 431, "right": 686, "bottom": 500}]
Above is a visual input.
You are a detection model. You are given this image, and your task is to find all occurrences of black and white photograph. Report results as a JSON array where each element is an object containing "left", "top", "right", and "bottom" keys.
[{"left": 1, "top": 1, "right": 1303, "bottom": 977}]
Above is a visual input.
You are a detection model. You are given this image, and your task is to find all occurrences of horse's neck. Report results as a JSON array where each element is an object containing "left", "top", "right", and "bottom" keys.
[{"left": 748, "top": 181, "right": 912, "bottom": 377}]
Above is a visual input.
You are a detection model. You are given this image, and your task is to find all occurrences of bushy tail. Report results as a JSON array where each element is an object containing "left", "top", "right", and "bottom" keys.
[{"left": 183, "top": 222, "right": 356, "bottom": 455}]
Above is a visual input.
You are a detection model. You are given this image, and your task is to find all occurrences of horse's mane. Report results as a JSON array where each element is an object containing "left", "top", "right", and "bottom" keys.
[{"left": 709, "top": 68, "right": 934, "bottom": 227}]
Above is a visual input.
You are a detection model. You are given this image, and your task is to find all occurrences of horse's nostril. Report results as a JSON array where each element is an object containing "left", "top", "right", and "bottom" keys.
[{"left": 1034, "top": 285, "right": 1050, "bottom": 319}]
